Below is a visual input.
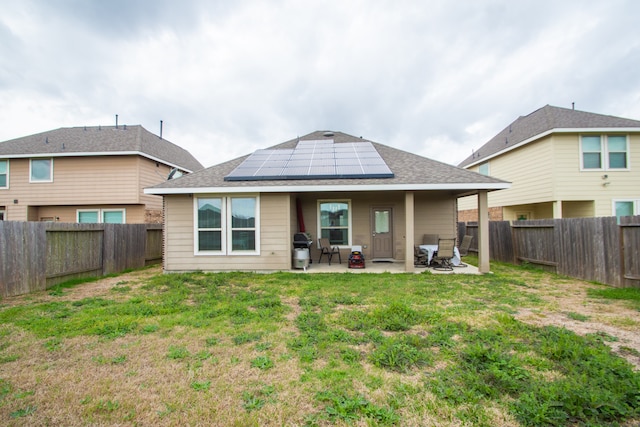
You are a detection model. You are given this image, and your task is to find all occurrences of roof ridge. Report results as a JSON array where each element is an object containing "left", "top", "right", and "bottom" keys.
[
  {"left": 0, "top": 124, "right": 203, "bottom": 171},
  {"left": 458, "top": 105, "right": 640, "bottom": 168}
]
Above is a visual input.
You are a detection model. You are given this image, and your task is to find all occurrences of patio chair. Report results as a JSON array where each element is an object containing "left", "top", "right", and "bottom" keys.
[
  {"left": 454, "top": 235, "right": 472, "bottom": 268},
  {"left": 414, "top": 246, "right": 428, "bottom": 267},
  {"left": 458, "top": 235, "right": 473, "bottom": 257},
  {"left": 422, "top": 234, "right": 439, "bottom": 245},
  {"left": 432, "top": 238, "right": 455, "bottom": 271},
  {"left": 318, "top": 238, "right": 341, "bottom": 265}
]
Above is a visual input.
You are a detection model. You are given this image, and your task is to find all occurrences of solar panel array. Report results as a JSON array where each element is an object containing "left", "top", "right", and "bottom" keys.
[{"left": 224, "top": 139, "right": 394, "bottom": 181}]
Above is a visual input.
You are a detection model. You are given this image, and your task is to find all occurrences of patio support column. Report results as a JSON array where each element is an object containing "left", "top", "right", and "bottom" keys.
[
  {"left": 405, "top": 191, "right": 415, "bottom": 272},
  {"left": 478, "top": 190, "right": 490, "bottom": 273}
]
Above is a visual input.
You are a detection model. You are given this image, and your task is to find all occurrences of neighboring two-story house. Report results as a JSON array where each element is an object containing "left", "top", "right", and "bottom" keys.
[
  {"left": 0, "top": 125, "right": 203, "bottom": 223},
  {"left": 457, "top": 105, "right": 640, "bottom": 221}
]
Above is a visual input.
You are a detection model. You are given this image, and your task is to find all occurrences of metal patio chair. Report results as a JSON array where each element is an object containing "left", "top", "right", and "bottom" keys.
[
  {"left": 432, "top": 238, "right": 455, "bottom": 271},
  {"left": 318, "top": 238, "right": 341, "bottom": 265},
  {"left": 414, "top": 246, "right": 428, "bottom": 267}
]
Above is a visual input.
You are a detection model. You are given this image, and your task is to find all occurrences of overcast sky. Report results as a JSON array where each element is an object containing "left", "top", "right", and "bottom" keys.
[{"left": 1, "top": 0, "right": 639, "bottom": 168}]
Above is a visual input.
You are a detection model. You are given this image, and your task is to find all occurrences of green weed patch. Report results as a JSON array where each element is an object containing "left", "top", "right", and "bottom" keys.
[
  {"left": 0, "top": 268, "right": 638, "bottom": 426},
  {"left": 588, "top": 286, "right": 640, "bottom": 309}
]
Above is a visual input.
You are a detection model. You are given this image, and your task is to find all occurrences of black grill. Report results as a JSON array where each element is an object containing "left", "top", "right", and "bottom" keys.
[{"left": 293, "top": 233, "right": 312, "bottom": 249}]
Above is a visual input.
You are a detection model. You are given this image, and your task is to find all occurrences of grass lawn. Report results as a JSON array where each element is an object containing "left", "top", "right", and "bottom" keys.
[{"left": 0, "top": 258, "right": 639, "bottom": 426}]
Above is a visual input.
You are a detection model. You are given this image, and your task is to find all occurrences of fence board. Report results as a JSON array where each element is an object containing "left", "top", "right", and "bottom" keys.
[
  {"left": 103, "top": 224, "right": 148, "bottom": 275},
  {"left": 489, "top": 221, "right": 513, "bottom": 263},
  {"left": 0, "top": 222, "right": 47, "bottom": 296},
  {"left": 460, "top": 215, "right": 640, "bottom": 288},
  {"left": 1, "top": 222, "right": 162, "bottom": 297},
  {"left": 46, "top": 226, "right": 103, "bottom": 286},
  {"left": 620, "top": 217, "right": 640, "bottom": 286},
  {"left": 513, "top": 219, "right": 557, "bottom": 268},
  {"left": 146, "top": 226, "right": 163, "bottom": 264}
]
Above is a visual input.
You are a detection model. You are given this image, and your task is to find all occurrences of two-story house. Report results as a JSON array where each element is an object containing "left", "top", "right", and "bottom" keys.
[
  {"left": 0, "top": 125, "right": 203, "bottom": 223},
  {"left": 457, "top": 105, "right": 640, "bottom": 221}
]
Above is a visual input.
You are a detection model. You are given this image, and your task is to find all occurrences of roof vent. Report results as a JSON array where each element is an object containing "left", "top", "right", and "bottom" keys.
[{"left": 323, "top": 131, "right": 334, "bottom": 137}]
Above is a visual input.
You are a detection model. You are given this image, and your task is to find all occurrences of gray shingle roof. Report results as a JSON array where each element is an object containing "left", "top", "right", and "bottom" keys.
[
  {"left": 458, "top": 105, "right": 640, "bottom": 168},
  {"left": 147, "top": 130, "right": 508, "bottom": 194},
  {"left": 0, "top": 125, "right": 204, "bottom": 172}
]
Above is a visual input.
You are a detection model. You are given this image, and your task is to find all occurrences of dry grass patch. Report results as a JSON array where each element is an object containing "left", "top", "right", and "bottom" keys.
[{"left": 1, "top": 264, "right": 639, "bottom": 426}]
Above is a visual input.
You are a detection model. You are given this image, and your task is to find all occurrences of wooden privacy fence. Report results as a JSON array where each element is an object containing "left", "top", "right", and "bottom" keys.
[
  {"left": 459, "top": 215, "right": 640, "bottom": 288},
  {"left": 0, "top": 222, "right": 162, "bottom": 297}
]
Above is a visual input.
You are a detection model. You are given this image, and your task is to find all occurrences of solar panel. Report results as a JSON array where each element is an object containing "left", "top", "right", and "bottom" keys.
[
  {"left": 224, "top": 139, "right": 394, "bottom": 181},
  {"left": 335, "top": 165, "right": 364, "bottom": 175},
  {"left": 360, "top": 157, "right": 386, "bottom": 165},
  {"left": 335, "top": 158, "right": 359, "bottom": 166},
  {"left": 255, "top": 167, "right": 284, "bottom": 176},
  {"left": 287, "top": 160, "right": 312, "bottom": 167}
]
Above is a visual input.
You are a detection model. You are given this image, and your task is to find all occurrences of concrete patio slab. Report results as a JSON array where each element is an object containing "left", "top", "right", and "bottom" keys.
[{"left": 291, "top": 260, "right": 481, "bottom": 275}]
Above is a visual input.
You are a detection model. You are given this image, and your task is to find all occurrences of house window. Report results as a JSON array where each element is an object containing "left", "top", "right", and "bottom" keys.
[
  {"left": 102, "top": 210, "right": 126, "bottom": 223},
  {"left": 30, "top": 158, "right": 53, "bottom": 182},
  {"left": 614, "top": 200, "right": 639, "bottom": 222},
  {"left": 230, "top": 197, "right": 256, "bottom": 251},
  {"left": 0, "top": 160, "right": 8, "bottom": 188},
  {"left": 0, "top": 207, "right": 5, "bottom": 220},
  {"left": 197, "top": 198, "right": 223, "bottom": 251},
  {"left": 581, "top": 135, "right": 628, "bottom": 170},
  {"left": 195, "top": 196, "right": 259, "bottom": 254},
  {"left": 607, "top": 136, "right": 628, "bottom": 169},
  {"left": 478, "top": 162, "right": 489, "bottom": 176},
  {"left": 318, "top": 200, "right": 351, "bottom": 246},
  {"left": 78, "top": 210, "right": 99, "bottom": 223},
  {"left": 77, "top": 209, "right": 126, "bottom": 223}
]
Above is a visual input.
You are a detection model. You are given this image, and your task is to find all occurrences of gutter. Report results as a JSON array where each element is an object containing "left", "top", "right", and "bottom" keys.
[{"left": 144, "top": 182, "right": 511, "bottom": 195}]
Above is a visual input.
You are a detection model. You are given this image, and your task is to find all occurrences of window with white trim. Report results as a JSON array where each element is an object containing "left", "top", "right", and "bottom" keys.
[
  {"left": 195, "top": 196, "right": 259, "bottom": 254},
  {"left": 230, "top": 197, "right": 257, "bottom": 251},
  {"left": 478, "top": 162, "right": 489, "bottom": 176},
  {"left": 614, "top": 199, "right": 639, "bottom": 221},
  {"left": 78, "top": 210, "right": 99, "bottom": 223},
  {"left": 102, "top": 209, "right": 125, "bottom": 223},
  {"left": 77, "top": 209, "right": 126, "bottom": 223},
  {"left": 30, "top": 158, "right": 53, "bottom": 182},
  {"left": 581, "top": 135, "right": 629, "bottom": 170},
  {"left": 318, "top": 200, "right": 351, "bottom": 246},
  {"left": 0, "top": 160, "right": 8, "bottom": 188}
]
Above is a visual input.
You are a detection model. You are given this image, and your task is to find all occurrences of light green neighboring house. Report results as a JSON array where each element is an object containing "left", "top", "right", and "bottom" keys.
[{"left": 458, "top": 105, "right": 640, "bottom": 221}]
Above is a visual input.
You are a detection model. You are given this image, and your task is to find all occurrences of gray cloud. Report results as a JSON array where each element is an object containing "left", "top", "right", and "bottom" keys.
[{"left": 1, "top": 0, "right": 639, "bottom": 167}]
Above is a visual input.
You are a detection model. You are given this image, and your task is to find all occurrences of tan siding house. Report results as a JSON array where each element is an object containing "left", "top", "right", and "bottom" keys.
[
  {"left": 458, "top": 105, "right": 640, "bottom": 221},
  {"left": 0, "top": 125, "right": 203, "bottom": 223},
  {"left": 147, "top": 131, "right": 509, "bottom": 273}
]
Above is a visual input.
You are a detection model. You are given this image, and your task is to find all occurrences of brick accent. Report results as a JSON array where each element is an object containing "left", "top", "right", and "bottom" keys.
[
  {"left": 145, "top": 209, "right": 163, "bottom": 224},
  {"left": 458, "top": 207, "right": 504, "bottom": 222}
]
